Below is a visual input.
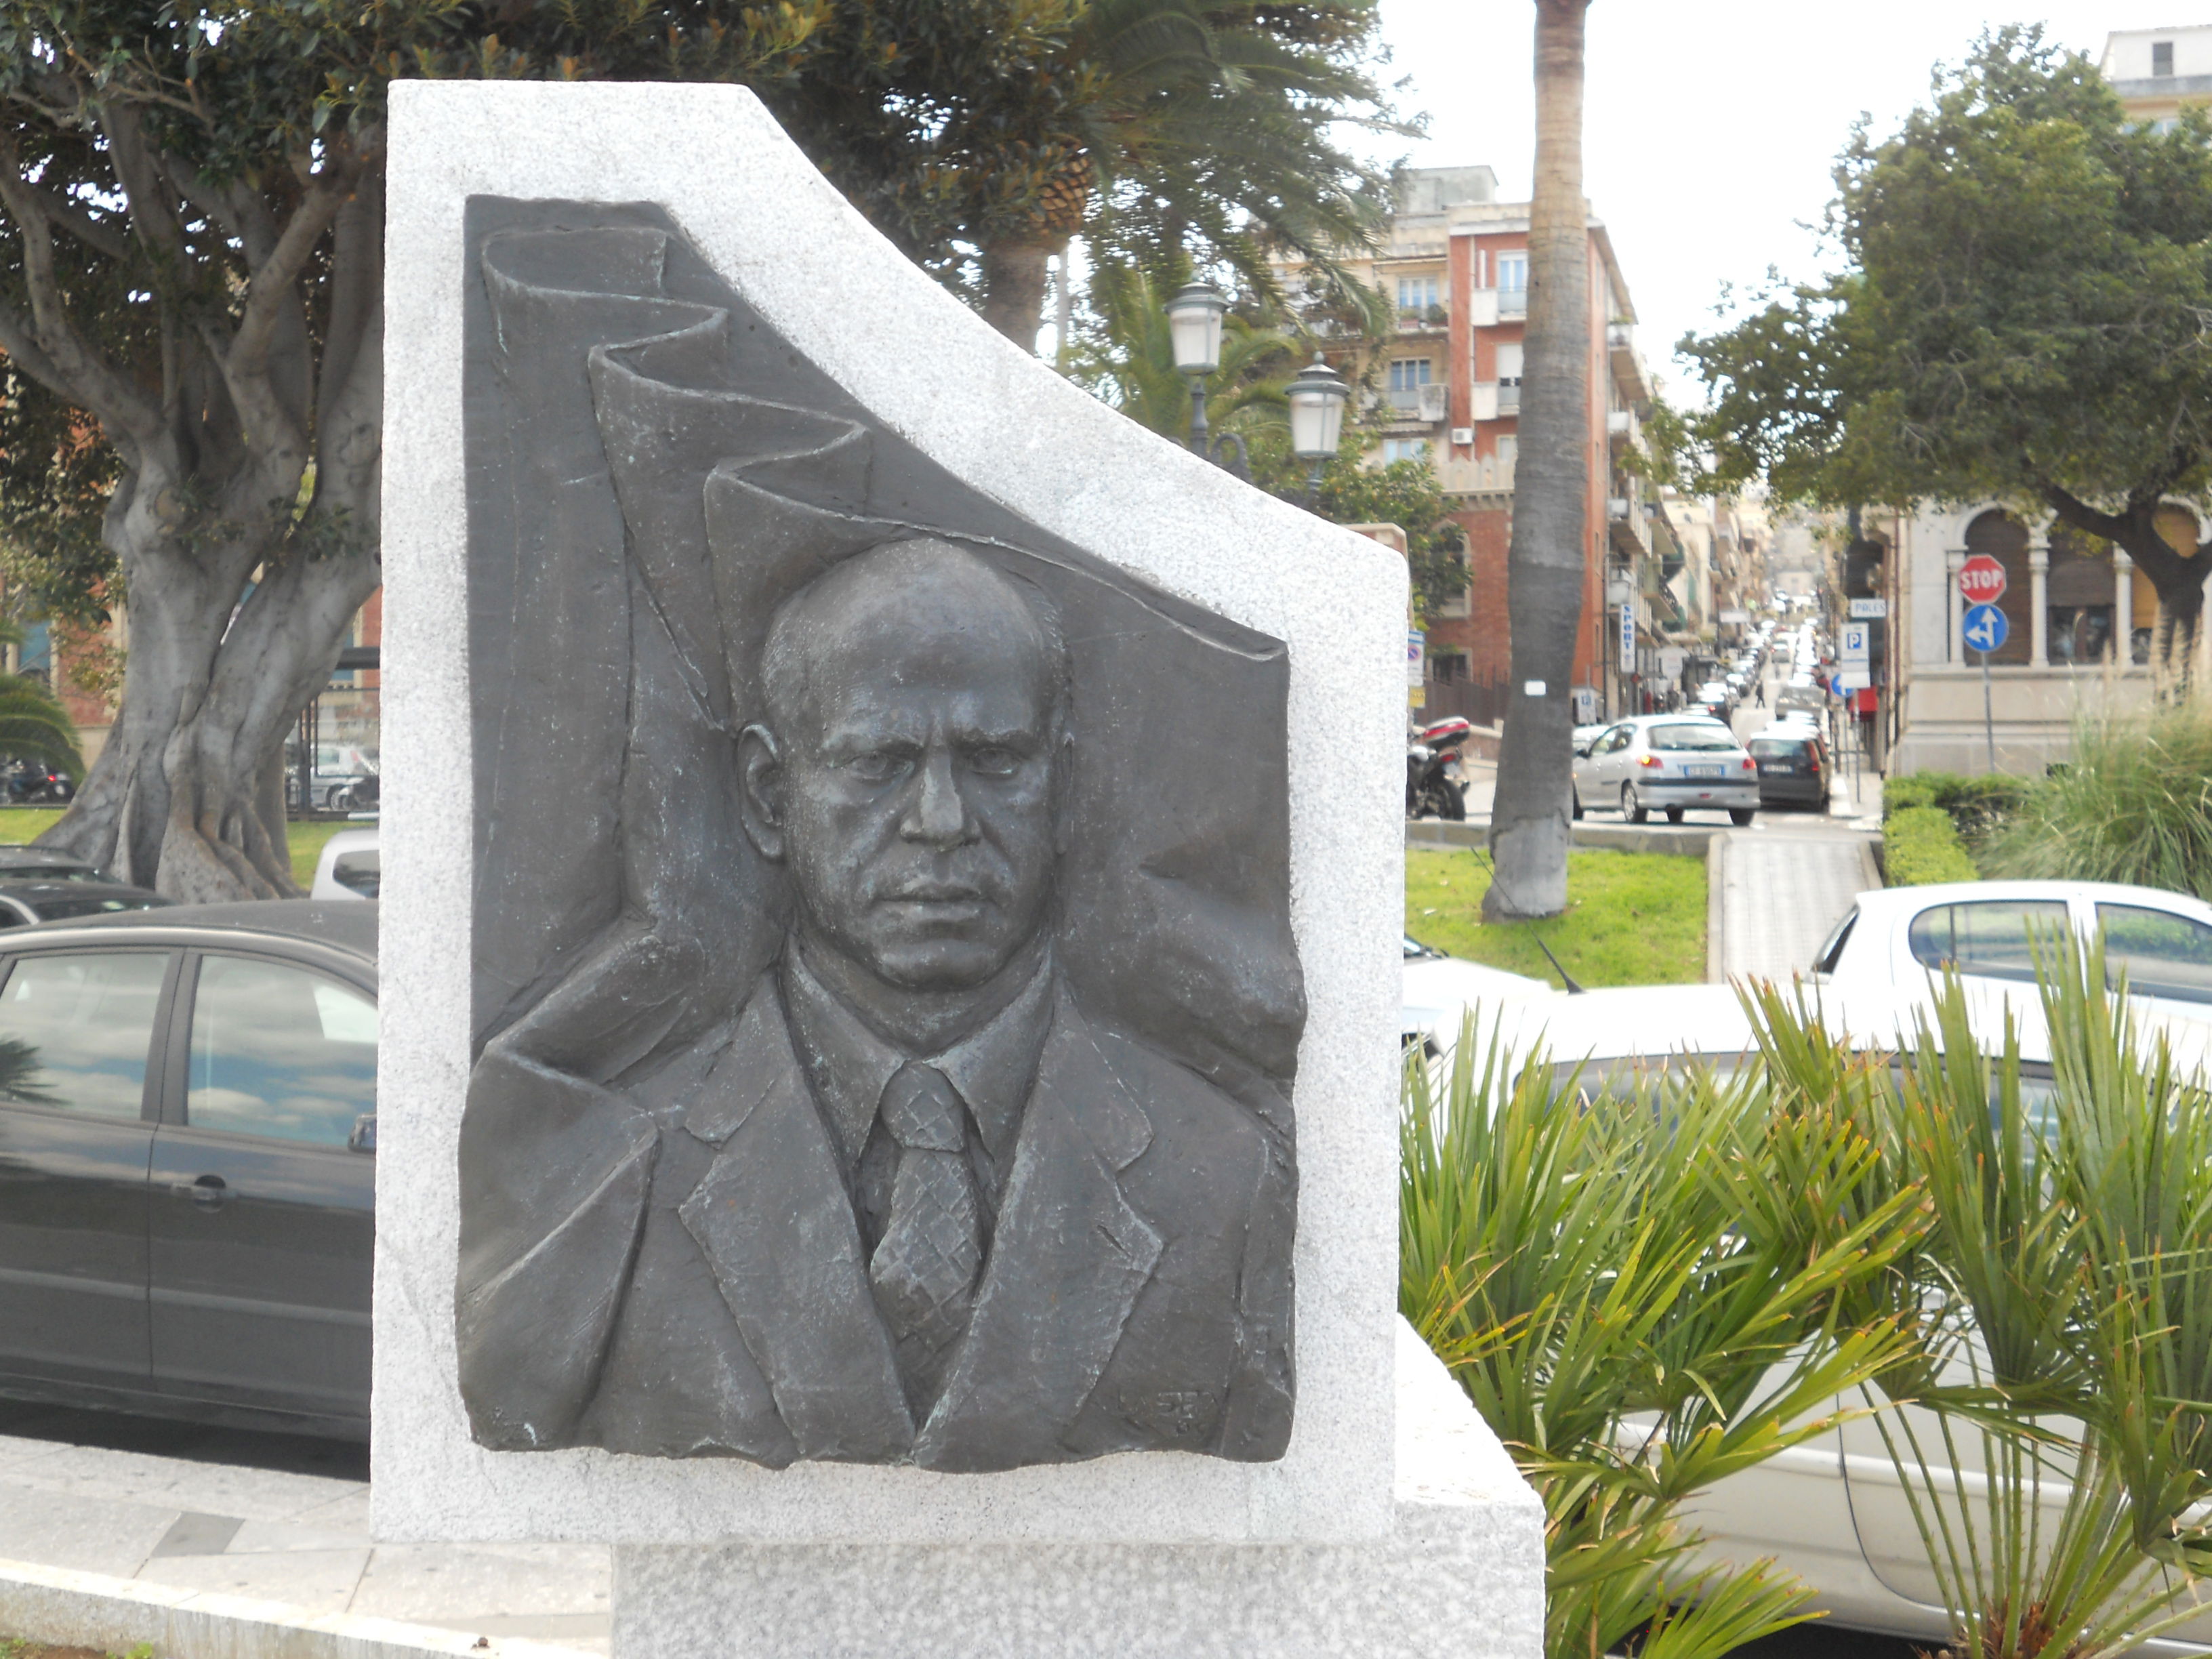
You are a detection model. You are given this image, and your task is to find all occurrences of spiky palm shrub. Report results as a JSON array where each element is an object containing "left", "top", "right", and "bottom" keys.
[
  {"left": 0, "top": 619, "right": 84, "bottom": 783},
  {"left": 1753, "top": 948, "right": 2212, "bottom": 1658},
  {"left": 1978, "top": 703, "right": 2212, "bottom": 898},
  {"left": 1402, "top": 1019, "right": 1927, "bottom": 1659}
]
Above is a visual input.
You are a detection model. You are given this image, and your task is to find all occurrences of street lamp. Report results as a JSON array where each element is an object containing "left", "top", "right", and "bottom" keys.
[
  {"left": 1284, "top": 354, "right": 1349, "bottom": 503},
  {"left": 1164, "top": 281, "right": 1228, "bottom": 459}
]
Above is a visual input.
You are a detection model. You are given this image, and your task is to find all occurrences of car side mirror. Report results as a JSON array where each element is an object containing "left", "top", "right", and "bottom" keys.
[{"left": 348, "top": 1113, "right": 377, "bottom": 1154}]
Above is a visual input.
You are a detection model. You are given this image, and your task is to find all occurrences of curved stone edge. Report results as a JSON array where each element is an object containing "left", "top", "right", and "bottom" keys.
[
  {"left": 0, "top": 1556, "right": 582, "bottom": 1659},
  {"left": 377, "top": 79, "right": 1406, "bottom": 1546},
  {"left": 607, "top": 1319, "right": 1545, "bottom": 1658}
]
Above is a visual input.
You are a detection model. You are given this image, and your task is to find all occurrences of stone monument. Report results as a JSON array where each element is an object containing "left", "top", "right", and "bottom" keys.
[{"left": 377, "top": 79, "right": 1542, "bottom": 1656}]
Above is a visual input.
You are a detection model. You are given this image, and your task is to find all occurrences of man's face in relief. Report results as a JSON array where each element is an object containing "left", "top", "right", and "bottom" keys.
[{"left": 747, "top": 543, "right": 1065, "bottom": 994}]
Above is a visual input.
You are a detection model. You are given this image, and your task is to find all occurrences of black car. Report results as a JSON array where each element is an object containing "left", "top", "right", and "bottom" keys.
[
  {"left": 0, "top": 880, "right": 170, "bottom": 928},
  {"left": 1748, "top": 729, "right": 1832, "bottom": 811},
  {"left": 0, "top": 846, "right": 117, "bottom": 884},
  {"left": 0, "top": 899, "right": 376, "bottom": 1438}
]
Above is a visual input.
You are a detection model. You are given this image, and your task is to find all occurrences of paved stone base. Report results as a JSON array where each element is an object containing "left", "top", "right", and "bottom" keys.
[
  {"left": 0, "top": 1556, "right": 588, "bottom": 1659},
  {"left": 612, "top": 1322, "right": 1543, "bottom": 1659},
  {"left": 0, "top": 1420, "right": 607, "bottom": 1651}
]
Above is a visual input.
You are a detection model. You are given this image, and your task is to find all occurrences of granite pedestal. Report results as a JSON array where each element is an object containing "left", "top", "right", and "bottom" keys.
[{"left": 374, "top": 77, "right": 1542, "bottom": 1657}]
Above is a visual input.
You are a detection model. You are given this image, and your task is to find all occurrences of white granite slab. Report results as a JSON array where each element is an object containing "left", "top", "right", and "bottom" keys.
[
  {"left": 610, "top": 1321, "right": 1546, "bottom": 1658},
  {"left": 377, "top": 78, "right": 1408, "bottom": 1547}
]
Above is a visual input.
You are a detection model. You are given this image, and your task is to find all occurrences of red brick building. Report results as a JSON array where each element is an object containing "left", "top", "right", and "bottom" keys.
[{"left": 1278, "top": 166, "right": 1664, "bottom": 723}]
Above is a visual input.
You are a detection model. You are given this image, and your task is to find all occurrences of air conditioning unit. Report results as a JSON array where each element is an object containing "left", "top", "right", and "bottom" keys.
[
  {"left": 1417, "top": 382, "right": 1450, "bottom": 422},
  {"left": 1450, "top": 428, "right": 1475, "bottom": 447}
]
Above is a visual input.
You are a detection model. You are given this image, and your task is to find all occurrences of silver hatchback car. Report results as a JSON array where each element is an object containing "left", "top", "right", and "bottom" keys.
[{"left": 1571, "top": 716, "right": 1760, "bottom": 825}]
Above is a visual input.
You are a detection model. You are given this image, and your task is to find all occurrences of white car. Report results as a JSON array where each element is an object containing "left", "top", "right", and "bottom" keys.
[
  {"left": 1814, "top": 880, "right": 2212, "bottom": 1027},
  {"left": 1401, "top": 935, "right": 1549, "bottom": 1049},
  {"left": 1571, "top": 716, "right": 1759, "bottom": 825},
  {"left": 1441, "top": 979, "right": 2212, "bottom": 1654},
  {"left": 310, "top": 826, "right": 380, "bottom": 900}
]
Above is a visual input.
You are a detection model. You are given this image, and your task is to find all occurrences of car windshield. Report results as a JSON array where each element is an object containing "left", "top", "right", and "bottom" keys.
[
  {"left": 1748, "top": 738, "right": 1810, "bottom": 760},
  {"left": 0, "top": 864, "right": 105, "bottom": 882},
  {"left": 1647, "top": 724, "right": 1738, "bottom": 752}
]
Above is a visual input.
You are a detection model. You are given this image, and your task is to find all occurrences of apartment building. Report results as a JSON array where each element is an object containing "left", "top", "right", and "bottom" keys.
[
  {"left": 2100, "top": 24, "right": 2212, "bottom": 125},
  {"left": 1275, "top": 165, "right": 1666, "bottom": 722}
]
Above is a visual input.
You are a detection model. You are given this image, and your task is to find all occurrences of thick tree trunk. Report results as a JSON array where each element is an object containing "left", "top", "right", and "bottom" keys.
[
  {"left": 2045, "top": 492, "right": 2207, "bottom": 700},
  {"left": 37, "top": 523, "right": 380, "bottom": 898},
  {"left": 980, "top": 235, "right": 1060, "bottom": 348},
  {"left": 1484, "top": 0, "right": 1590, "bottom": 922}
]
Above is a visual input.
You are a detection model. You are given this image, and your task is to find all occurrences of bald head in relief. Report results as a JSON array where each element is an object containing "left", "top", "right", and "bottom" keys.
[
  {"left": 741, "top": 541, "right": 1070, "bottom": 1042},
  {"left": 464, "top": 538, "right": 1293, "bottom": 1473}
]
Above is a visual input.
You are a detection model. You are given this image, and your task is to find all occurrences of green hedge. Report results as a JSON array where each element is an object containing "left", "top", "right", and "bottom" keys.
[
  {"left": 1882, "top": 770, "right": 2030, "bottom": 838},
  {"left": 1885, "top": 804, "right": 1980, "bottom": 885}
]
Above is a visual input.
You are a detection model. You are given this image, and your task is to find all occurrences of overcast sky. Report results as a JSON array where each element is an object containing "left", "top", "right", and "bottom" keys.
[{"left": 1368, "top": 0, "right": 2129, "bottom": 403}]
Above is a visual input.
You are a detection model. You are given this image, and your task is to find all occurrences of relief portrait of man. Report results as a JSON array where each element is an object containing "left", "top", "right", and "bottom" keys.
[{"left": 453, "top": 206, "right": 1300, "bottom": 1475}]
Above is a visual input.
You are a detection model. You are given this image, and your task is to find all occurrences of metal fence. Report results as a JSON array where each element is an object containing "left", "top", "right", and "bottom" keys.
[{"left": 1418, "top": 676, "right": 1512, "bottom": 729}]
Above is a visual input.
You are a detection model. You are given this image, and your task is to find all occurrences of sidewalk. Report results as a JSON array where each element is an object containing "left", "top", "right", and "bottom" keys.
[
  {"left": 1711, "top": 831, "right": 1881, "bottom": 985},
  {"left": 0, "top": 1416, "right": 609, "bottom": 1653}
]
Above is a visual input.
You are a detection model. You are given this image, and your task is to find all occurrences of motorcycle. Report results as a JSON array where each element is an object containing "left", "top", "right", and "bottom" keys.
[
  {"left": 1406, "top": 716, "right": 1473, "bottom": 821},
  {"left": 0, "top": 761, "right": 73, "bottom": 804}
]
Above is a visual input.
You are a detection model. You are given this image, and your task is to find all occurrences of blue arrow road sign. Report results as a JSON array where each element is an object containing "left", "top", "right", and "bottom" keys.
[{"left": 1963, "top": 602, "right": 2009, "bottom": 654}]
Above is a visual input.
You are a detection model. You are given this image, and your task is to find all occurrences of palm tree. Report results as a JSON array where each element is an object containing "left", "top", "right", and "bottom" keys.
[
  {"left": 1065, "top": 262, "right": 1300, "bottom": 444},
  {"left": 0, "top": 619, "right": 84, "bottom": 783},
  {"left": 1484, "top": 0, "right": 1591, "bottom": 922},
  {"left": 975, "top": 0, "right": 1406, "bottom": 345}
]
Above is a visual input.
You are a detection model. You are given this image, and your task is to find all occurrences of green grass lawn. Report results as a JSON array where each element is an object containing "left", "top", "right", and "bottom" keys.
[
  {"left": 1406, "top": 847, "right": 1706, "bottom": 987},
  {"left": 0, "top": 806, "right": 355, "bottom": 888}
]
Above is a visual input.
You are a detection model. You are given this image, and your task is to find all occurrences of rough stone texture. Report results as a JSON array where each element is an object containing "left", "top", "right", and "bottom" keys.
[
  {"left": 611, "top": 1322, "right": 1544, "bottom": 1658},
  {"left": 377, "top": 81, "right": 1407, "bottom": 1544},
  {"left": 0, "top": 1555, "right": 588, "bottom": 1659}
]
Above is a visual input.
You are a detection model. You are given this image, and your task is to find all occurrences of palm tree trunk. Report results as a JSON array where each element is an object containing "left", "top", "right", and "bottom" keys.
[
  {"left": 1484, "top": 0, "right": 1591, "bottom": 921},
  {"left": 980, "top": 235, "right": 1060, "bottom": 348}
]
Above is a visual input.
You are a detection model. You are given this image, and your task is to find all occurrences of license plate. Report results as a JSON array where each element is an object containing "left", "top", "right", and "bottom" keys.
[
  {"left": 1759, "top": 763, "right": 1795, "bottom": 775},
  {"left": 1685, "top": 764, "right": 1725, "bottom": 779}
]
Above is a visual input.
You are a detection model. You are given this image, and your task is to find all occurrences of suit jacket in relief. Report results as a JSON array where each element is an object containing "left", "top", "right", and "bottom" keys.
[{"left": 455, "top": 970, "right": 1296, "bottom": 1471}]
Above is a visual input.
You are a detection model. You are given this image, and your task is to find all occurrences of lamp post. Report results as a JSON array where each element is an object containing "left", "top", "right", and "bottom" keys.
[
  {"left": 1284, "top": 355, "right": 1349, "bottom": 505},
  {"left": 1164, "top": 281, "right": 1227, "bottom": 459}
]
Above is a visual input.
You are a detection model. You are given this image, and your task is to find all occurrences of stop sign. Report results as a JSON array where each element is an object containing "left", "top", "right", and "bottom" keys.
[{"left": 1959, "top": 554, "right": 2008, "bottom": 605}]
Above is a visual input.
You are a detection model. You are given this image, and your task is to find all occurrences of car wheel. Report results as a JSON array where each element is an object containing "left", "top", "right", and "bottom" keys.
[
  {"left": 1664, "top": 806, "right": 1685, "bottom": 824},
  {"left": 1730, "top": 808, "right": 1757, "bottom": 827},
  {"left": 1621, "top": 784, "right": 1647, "bottom": 825}
]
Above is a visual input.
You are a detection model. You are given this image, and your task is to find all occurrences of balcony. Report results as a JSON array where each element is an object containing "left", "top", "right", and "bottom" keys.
[
  {"left": 1607, "top": 406, "right": 1641, "bottom": 451},
  {"left": 1437, "top": 454, "right": 1517, "bottom": 497},
  {"left": 1389, "top": 383, "right": 1448, "bottom": 422},
  {"left": 1396, "top": 306, "right": 1450, "bottom": 334},
  {"left": 1471, "top": 382, "right": 1519, "bottom": 421},
  {"left": 1607, "top": 323, "right": 1650, "bottom": 404},
  {"left": 1498, "top": 286, "right": 1528, "bottom": 319},
  {"left": 1607, "top": 497, "right": 1652, "bottom": 558}
]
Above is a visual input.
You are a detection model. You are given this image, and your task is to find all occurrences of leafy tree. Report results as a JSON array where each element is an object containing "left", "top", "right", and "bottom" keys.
[
  {"left": 777, "top": 0, "right": 1408, "bottom": 346},
  {"left": 1486, "top": 0, "right": 1591, "bottom": 922},
  {"left": 1681, "top": 27, "right": 2212, "bottom": 681},
  {"left": 0, "top": 1, "right": 825, "bottom": 897},
  {"left": 1305, "top": 439, "right": 1465, "bottom": 621}
]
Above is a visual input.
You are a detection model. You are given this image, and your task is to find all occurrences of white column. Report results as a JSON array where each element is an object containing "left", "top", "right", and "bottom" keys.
[
  {"left": 2115, "top": 551, "right": 2134, "bottom": 667},
  {"left": 2029, "top": 540, "right": 2050, "bottom": 666},
  {"left": 1946, "top": 549, "right": 1967, "bottom": 664}
]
